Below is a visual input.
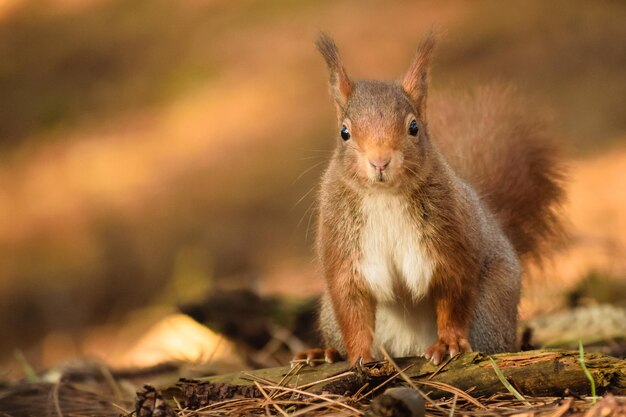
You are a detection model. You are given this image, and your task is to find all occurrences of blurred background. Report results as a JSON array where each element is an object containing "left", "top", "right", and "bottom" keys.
[{"left": 1, "top": 0, "right": 625, "bottom": 379}]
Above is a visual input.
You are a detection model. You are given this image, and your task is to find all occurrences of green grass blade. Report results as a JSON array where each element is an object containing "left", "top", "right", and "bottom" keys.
[
  {"left": 488, "top": 356, "right": 531, "bottom": 406},
  {"left": 13, "top": 350, "right": 38, "bottom": 383},
  {"left": 579, "top": 341, "right": 597, "bottom": 404}
]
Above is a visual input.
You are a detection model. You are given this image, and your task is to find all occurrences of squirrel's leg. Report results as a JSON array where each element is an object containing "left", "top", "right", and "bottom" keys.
[
  {"left": 328, "top": 272, "right": 376, "bottom": 365},
  {"left": 425, "top": 281, "right": 476, "bottom": 365}
]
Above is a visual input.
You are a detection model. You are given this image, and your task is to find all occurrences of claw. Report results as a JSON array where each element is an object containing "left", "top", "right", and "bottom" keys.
[
  {"left": 291, "top": 348, "right": 343, "bottom": 367},
  {"left": 425, "top": 336, "right": 472, "bottom": 365}
]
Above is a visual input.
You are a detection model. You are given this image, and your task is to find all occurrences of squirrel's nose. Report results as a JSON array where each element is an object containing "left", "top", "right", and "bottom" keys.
[{"left": 369, "top": 158, "right": 391, "bottom": 171}]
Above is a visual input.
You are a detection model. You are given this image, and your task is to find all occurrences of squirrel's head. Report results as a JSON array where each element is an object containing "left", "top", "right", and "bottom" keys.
[{"left": 317, "top": 32, "right": 436, "bottom": 190}]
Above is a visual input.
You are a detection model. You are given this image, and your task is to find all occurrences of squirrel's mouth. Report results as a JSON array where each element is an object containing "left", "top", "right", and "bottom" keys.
[
  {"left": 370, "top": 171, "right": 392, "bottom": 185},
  {"left": 359, "top": 163, "right": 396, "bottom": 187}
]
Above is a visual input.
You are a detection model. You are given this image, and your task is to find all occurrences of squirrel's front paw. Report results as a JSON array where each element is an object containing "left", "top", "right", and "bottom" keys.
[
  {"left": 291, "top": 348, "right": 342, "bottom": 367},
  {"left": 424, "top": 336, "right": 472, "bottom": 365}
]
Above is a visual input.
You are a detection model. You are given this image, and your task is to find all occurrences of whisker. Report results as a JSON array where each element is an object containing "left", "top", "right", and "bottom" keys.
[
  {"left": 297, "top": 148, "right": 335, "bottom": 153},
  {"left": 293, "top": 184, "right": 318, "bottom": 209},
  {"left": 294, "top": 161, "right": 325, "bottom": 184},
  {"left": 305, "top": 203, "right": 318, "bottom": 242},
  {"left": 296, "top": 198, "right": 317, "bottom": 237},
  {"left": 405, "top": 165, "right": 419, "bottom": 177},
  {"left": 298, "top": 155, "right": 326, "bottom": 161}
]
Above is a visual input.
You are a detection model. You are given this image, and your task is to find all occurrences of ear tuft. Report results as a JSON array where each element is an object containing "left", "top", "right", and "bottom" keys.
[
  {"left": 316, "top": 33, "right": 353, "bottom": 111},
  {"left": 402, "top": 30, "right": 437, "bottom": 115}
]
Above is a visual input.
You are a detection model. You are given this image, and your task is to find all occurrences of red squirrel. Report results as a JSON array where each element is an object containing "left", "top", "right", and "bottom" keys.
[{"left": 295, "top": 32, "right": 565, "bottom": 366}]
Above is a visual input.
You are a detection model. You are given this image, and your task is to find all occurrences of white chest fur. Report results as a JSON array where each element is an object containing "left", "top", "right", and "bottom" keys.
[
  {"left": 359, "top": 192, "right": 434, "bottom": 302},
  {"left": 358, "top": 191, "right": 438, "bottom": 357}
]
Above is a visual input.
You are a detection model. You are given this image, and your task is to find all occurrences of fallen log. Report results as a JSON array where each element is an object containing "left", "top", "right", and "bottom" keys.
[{"left": 164, "top": 350, "right": 626, "bottom": 409}]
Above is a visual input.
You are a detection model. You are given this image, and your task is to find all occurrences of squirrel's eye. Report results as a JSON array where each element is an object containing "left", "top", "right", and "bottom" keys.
[
  {"left": 340, "top": 125, "right": 351, "bottom": 141},
  {"left": 408, "top": 119, "right": 419, "bottom": 137}
]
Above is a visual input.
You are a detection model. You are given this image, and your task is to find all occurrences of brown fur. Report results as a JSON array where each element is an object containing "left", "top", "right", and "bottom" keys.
[{"left": 312, "top": 33, "right": 565, "bottom": 365}]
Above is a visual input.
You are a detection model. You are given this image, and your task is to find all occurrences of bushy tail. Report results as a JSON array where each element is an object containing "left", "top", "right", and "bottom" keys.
[{"left": 430, "top": 85, "right": 567, "bottom": 263}]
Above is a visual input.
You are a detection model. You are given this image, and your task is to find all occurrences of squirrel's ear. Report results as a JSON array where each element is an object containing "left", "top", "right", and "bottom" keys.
[
  {"left": 402, "top": 31, "right": 437, "bottom": 116},
  {"left": 316, "top": 33, "right": 353, "bottom": 115}
]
